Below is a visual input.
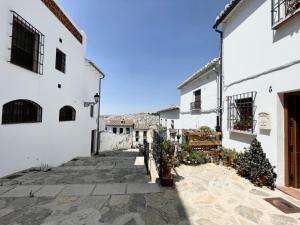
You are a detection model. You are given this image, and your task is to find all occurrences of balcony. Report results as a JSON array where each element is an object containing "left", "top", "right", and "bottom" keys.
[
  {"left": 272, "top": 0, "right": 300, "bottom": 29},
  {"left": 190, "top": 101, "right": 201, "bottom": 111}
]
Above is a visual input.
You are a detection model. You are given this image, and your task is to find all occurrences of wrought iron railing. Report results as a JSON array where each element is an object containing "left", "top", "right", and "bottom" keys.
[
  {"left": 190, "top": 101, "right": 201, "bottom": 111},
  {"left": 227, "top": 92, "right": 257, "bottom": 133},
  {"left": 272, "top": 0, "right": 300, "bottom": 26}
]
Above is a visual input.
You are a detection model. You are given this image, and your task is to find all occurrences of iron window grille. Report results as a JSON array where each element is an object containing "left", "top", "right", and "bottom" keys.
[
  {"left": 10, "top": 11, "right": 44, "bottom": 74},
  {"left": 190, "top": 101, "right": 201, "bottom": 110},
  {"left": 2, "top": 100, "right": 42, "bottom": 124},
  {"left": 272, "top": 0, "right": 300, "bottom": 26},
  {"left": 59, "top": 106, "right": 76, "bottom": 122},
  {"left": 55, "top": 49, "right": 66, "bottom": 73},
  {"left": 227, "top": 92, "right": 257, "bottom": 133}
]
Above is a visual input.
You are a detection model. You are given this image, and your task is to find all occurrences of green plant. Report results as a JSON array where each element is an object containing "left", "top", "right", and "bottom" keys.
[
  {"left": 237, "top": 139, "right": 277, "bottom": 190},
  {"left": 161, "top": 141, "right": 176, "bottom": 168},
  {"left": 198, "top": 126, "right": 212, "bottom": 133},
  {"left": 220, "top": 148, "right": 238, "bottom": 167},
  {"left": 180, "top": 143, "right": 193, "bottom": 152},
  {"left": 187, "top": 150, "right": 210, "bottom": 165}
]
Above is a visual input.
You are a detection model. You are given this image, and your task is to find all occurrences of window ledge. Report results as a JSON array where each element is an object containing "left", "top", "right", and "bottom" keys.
[
  {"left": 272, "top": 8, "right": 300, "bottom": 30},
  {"left": 229, "top": 129, "right": 257, "bottom": 136}
]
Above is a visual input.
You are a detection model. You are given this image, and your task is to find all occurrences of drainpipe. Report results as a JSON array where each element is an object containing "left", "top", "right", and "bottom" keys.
[
  {"left": 95, "top": 73, "right": 105, "bottom": 155},
  {"left": 214, "top": 27, "right": 223, "bottom": 133}
]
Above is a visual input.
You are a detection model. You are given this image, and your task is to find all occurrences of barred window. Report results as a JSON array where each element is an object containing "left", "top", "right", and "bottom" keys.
[
  {"left": 59, "top": 106, "right": 76, "bottom": 121},
  {"left": 227, "top": 92, "right": 257, "bottom": 133},
  {"left": 272, "top": 0, "right": 300, "bottom": 27},
  {"left": 56, "top": 49, "right": 66, "bottom": 73},
  {"left": 10, "top": 11, "right": 44, "bottom": 74},
  {"left": 2, "top": 100, "right": 42, "bottom": 124}
]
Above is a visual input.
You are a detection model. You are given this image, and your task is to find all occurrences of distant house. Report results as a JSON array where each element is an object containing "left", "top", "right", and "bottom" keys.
[
  {"left": 133, "top": 122, "right": 153, "bottom": 147},
  {"left": 105, "top": 119, "right": 134, "bottom": 135},
  {"left": 0, "top": 0, "right": 104, "bottom": 177},
  {"left": 214, "top": 0, "right": 300, "bottom": 187},
  {"left": 177, "top": 58, "right": 221, "bottom": 131},
  {"left": 157, "top": 106, "right": 180, "bottom": 140}
]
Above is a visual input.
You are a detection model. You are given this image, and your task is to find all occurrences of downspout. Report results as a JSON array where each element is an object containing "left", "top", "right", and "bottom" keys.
[
  {"left": 96, "top": 73, "right": 105, "bottom": 155},
  {"left": 214, "top": 27, "right": 223, "bottom": 133}
]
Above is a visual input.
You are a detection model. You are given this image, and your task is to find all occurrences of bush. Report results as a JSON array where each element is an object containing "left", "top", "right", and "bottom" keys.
[
  {"left": 220, "top": 148, "right": 238, "bottom": 168},
  {"left": 237, "top": 139, "right": 277, "bottom": 190},
  {"left": 180, "top": 143, "right": 193, "bottom": 152},
  {"left": 198, "top": 126, "right": 212, "bottom": 133},
  {"left": 187, "top": 150, "right": 210, "bottom": 165}
]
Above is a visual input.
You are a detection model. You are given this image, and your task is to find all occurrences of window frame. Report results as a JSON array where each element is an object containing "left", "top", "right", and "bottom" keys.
[
  {"left": 59, "top": 105, "right": 76, "bottom": 122},
  {"left": 272, "top": 0, "right": 300, "bottom": 28},
  {"left": 227, "top": 92, "right": 257, "bottom": 133},
  {"left": 10, "top": 11, "right": 45, "bottom": 74},
  {"left": 55, "top": 48, "right": 66, "bottom": 73},
  {"left": 2, "top": 99, "right": 42, "bottom": 125}
]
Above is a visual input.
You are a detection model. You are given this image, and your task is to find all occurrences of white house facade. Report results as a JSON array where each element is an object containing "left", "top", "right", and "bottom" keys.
[
  {"left": 214, "top": 0, "right": 300, "bottom": 187},
  {"left": 177, "top": 58, "right": 221, "bottom": 131},
  {"left": 157, "top": 106, "right": 180, "bottom": 140},
  {"left": 0, "top": 0, "right": 104, "bottom": 177}
]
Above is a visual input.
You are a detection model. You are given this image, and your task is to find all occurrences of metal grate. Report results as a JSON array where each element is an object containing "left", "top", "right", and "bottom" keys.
[
  {"left": 190, "top": 101, "right": 201, "bottom": 110},
  {"left": 272, "top": 0, "right": 300, "bottom": 26},
  {"left": 227, "top": 92, "right": 257, "bottom": 133},
  {"left": 10, "top": 11, "right": 44, "bottom": 74},
  {"left": 2, "top": 100, "right": 42, "bottom": 124}
]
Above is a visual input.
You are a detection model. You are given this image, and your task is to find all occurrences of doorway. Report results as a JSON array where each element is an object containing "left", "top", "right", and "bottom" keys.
[
  {"left": 91, "top": 130, "right": 96, "bottom": 154},
  {"left": 285, "top": 93, "right": 300, "bottom": 188}
]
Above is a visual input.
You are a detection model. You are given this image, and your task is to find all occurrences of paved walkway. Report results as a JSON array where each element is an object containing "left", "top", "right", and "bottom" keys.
[{"left": 1, "top": 151, "right": 300, "bottom": 224}]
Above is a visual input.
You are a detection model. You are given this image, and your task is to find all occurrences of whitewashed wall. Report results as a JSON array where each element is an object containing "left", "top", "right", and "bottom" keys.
[
  {"left": 179, "top": 70, "right": 218, "bottom": 130},
  {"left": 0, "top": 0, "right": 100, "bottom": 177},
  {"left": 159, "top": 109, "right": 180, "bottom": 140},
  {"left": 100, "top": 132, "right": 133, "bottom": 151},
  {"left": 221, "top": 0, "right": 300, "bottom": 185}
]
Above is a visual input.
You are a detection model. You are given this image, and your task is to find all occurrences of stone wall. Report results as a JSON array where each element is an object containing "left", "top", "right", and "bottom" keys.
[{"left": 100, "top": 132, "right": 133, "bottom": 151}]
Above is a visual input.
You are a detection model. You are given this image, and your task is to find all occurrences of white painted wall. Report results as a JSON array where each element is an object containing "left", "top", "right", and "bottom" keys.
[
  {"left": 179, "top": 70, "right": 218, "bottom": 130},
  {"left": 100, "top": 132, "right": 133, "bottom": 151},
  {"left": 158, "top": 109, "right": 180, "bottom": 140},
  {"left": 132, "top": 129, "right": 153, "bottom": 147},
  {"left": 221, "top": 0, "right": 300, "bottom": 185},
  {"left": 0, "top": 0, "right": 101, "bottom": 177}
]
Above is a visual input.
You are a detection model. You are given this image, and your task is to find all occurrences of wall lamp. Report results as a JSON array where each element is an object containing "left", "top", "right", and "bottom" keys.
[{"left": 84, "top": 93, "right": 100, "bottom": 107}]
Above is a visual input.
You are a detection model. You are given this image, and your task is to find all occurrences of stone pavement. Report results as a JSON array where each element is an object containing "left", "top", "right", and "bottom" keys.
[{"left": 1, "top": 150, "right": 300, "bottom": 225}]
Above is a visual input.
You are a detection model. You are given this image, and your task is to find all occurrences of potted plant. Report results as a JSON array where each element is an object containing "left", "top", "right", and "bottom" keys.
[
  {"left": 233, "top": 120, "right": 252, "bottom": 131},
  {"left": 288, "top": 0, "right": 300, "bottom": 13},
  {"left": 161, "top": 141, "right": 176, "bottom": 187}
]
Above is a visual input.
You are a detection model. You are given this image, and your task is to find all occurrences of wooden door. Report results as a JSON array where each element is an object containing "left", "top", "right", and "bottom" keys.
[{"left": 287, "top": 95, "right": 300, "bottom": 188}]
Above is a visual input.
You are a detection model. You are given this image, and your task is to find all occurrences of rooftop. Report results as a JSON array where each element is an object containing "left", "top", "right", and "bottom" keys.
[
  {"left": 104, "top": 118, "right": 134, "bottom": 127},
  {"left": 177, "top": 58, "right": 220, "bottom": 89},
  {"left": 157, "top": 106, "right": 180, "bottom": 114}
]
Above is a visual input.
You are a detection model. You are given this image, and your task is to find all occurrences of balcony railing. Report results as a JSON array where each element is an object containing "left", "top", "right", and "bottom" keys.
[
  {"left": 272, "top": 0, "right": 300, "bottom": 28},
  {"left": 190, "top": 101, "right": 201, "bottom": 111}
]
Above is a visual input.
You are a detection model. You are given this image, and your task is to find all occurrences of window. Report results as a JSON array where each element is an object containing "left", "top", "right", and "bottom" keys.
[
  {"left": 105, "top": 127, "right": 108, "bottom": 131},
  {"left": 120, "top": 128, "right": 124, "bottom": 134},
  {"left": 171, "top": 120, "right": 174, "bottom": 129},
  {"left": 113, "top": 127, "right": 117, "bottom": 134},
  {"left": 59, "top": 106, "right": 76, "bottom": 121},
  {"left": 143, "top": 131, "right": 147, "bottom": 138},
  {"left": 55, "top": 49, "right": 66, "bottom": 73},
  {"left": 191, "top": 89, "right": 201, "bottom": 110},
  {"left": 126, "top": 128, "right": 130, "bottom": 134},
  {"left": 10, "top": 11, "right": 44, "bottom": 74},
  {"left": 227, "top": 92, "right": 257, "bottom": 133},
  {"left": 136, "top": 131, "right": 139, "bottom": 142},
  {"left": 90, "top": 105, "right": 94, "bottom": 118},
  {"left": 272, "top": 0, "right": 300, "bottom": 27},
  {"left": 2, "top": 100, "right": 42, "bottom": 124}
]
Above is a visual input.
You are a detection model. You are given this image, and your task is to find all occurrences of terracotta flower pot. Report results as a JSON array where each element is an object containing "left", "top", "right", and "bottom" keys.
[{"left": 162, "top": 166, "right": 173, "bottom": 187}]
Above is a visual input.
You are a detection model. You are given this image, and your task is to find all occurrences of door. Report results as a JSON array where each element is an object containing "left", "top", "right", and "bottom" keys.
[
  {"left": 91, "top": 130, "right": 96, "bottom": 154},
  {"left": 286, "top": 94, "right": 300, "bottom": 188}
]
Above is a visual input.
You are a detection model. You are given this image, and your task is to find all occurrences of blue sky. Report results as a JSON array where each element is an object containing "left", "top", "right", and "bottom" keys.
[{"left": 58, "top": 0, "right": 229, "bottom": 115}]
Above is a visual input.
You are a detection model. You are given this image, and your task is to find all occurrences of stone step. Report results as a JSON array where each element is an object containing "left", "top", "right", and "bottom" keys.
[{"left": 0, "top": 183, "right": 162, "bottom": 198}]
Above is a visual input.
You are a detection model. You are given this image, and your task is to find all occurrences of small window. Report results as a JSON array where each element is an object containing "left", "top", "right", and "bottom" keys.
[
  {"left": 227, "top": 92, "right": 257, "bottom": 133},
  {"left": 55, "top": 49, "right": 66, "bottom": 73},
  {"left": 143, "top": 131, "right": 147, "bottom": 137},
  {"left": 10, "top": 11, "right": 44, "bottom": 74},
  {"left": 120, "top": 128, "right": 124, "bottom": 134},
  {"left": 171, "top": 120, "right": 174, "bottom": 129},
  {"left": 2, "top": 100, "right": 42, "bottom": 124},
  {"left": 136, "top": 131, "right": 139, "bottom": 141},
  {"left": 59, "top": 106, "right": 76, "bottom": 121},
  {"left": 126, "top": 128, "right": 130, "bottom": 134},
  {"left": 90, "top": 105, "right": 94, "bottom": 118},
  {"left": 191, "top": 89, "right": 201, "bottom": 110},
  {"left": 113, "top": 127, "right": 117, "bottom": 134},
  {"left": 105, "top": 127, "right": 108, "bottom": 131}
]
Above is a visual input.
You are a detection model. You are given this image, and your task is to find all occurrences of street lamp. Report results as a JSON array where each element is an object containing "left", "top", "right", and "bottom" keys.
[{"left": 84, "top": 93, "right": 99, "bottom": 107}]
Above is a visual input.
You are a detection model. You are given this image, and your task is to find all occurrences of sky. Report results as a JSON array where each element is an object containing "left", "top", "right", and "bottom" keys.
[{"left": 58, "top": 0, "right": 229, "bottom": 115}]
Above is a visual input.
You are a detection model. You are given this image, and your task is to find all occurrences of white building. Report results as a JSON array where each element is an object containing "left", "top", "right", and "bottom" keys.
[
  {"left": 214, "top": 0, "right": 300, "bottom": 187},
  {"left": 157, "top": 106, "right": 180, "bottom": 140},
  {"left": 133, "top": 123, "right": 154, "bottom": 147},
  {"left": 105, "top": 119, "right": 134, "bottom": 135},
  {"left": 0, "top": 0, "right": 104, "bottom": 177},
  {"left": 177, "top": 58, "right": 221, "bottom": 131}
]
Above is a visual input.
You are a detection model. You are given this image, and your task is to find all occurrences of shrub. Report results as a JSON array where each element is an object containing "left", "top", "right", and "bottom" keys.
[
  {"left": 161, "top": 141, "right": 176, "bottom": 168},
  {"left": 180, "top": 143, "right": 193, "bottom": 152},
  {"left": 198, "top": 126, "right": 212, "bottom": 133},
  {"left": 220, "top": 148, "right": 238, "bottom": 167},
  {"left": 238, "top": 139, "right": 277, "bottom": 190},
  {"left": 187, "top": 150, "right": 210, "bottom": 165}
]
